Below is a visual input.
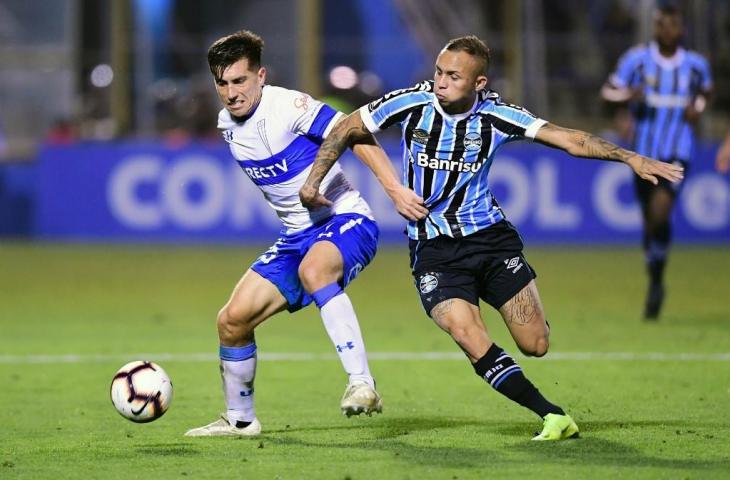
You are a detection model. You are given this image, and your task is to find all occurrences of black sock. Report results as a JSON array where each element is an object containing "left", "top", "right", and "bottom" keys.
[
  {"left": 646, "top": 222, "right": 670, "bottom": 286},
  {"left": 648, "top": 258, "right": 666, "bottom": 286},
  {"left": 473, "top": 343, "right": 564, "bottom": 418}
]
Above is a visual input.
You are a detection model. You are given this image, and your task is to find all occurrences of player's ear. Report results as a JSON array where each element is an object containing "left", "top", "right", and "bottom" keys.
[
  {"left": 258, "top": 67, "right": 267, "bottom": 83},
  {"left": 475, "top": 75, "right": 488, "bottom": 91}
]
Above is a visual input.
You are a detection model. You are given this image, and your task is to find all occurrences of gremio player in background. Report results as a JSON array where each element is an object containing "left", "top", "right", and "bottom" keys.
[
  {"left": 602, "top": 5, "right": 712, "bottom": 320},
  {"left": 300, "top": 36, "right": 683, "bottom": 440},
  {"left": 186, "top": 30, "right": 421, "bottom": 437}
]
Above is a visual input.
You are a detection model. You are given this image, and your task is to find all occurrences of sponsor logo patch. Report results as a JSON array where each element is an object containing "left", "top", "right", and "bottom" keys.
[{"left": 294, "top": 94, "right": 309, "bottom": 110}]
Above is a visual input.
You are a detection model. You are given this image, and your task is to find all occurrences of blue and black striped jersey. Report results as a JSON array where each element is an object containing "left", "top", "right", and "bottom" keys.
[
  {"left": 608, "top": 41, "right": 712, "bottom": 162},
  {"left": 360, "top": 80, "right": 545, "bottom": 240}
]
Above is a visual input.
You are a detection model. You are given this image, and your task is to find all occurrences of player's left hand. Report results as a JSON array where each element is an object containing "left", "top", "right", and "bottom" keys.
[
  {"left": 683, "top": 106, "right": 702, "bottom": 124},
  {"left": 627, "top": 155, "right": 684, "bottom": 185},
  {"left": 299, "top": 183, "right": 333, "bottom": 210}
]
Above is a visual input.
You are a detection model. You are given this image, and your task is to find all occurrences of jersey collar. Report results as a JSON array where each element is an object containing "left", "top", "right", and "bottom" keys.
[
  {"left": 432, "top": 92, "right": 479, "bottom": 120},
  {"left": 228, "top": 85, "right": 266, "bottom": 125},
  {"left": 649, "top": 41, "right": 686, "bottom": 70}
]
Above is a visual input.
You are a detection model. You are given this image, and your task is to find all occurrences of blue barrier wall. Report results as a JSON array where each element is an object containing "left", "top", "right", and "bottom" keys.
[{"left": 23, "top": 140, "right": 730, "bottom": 243}]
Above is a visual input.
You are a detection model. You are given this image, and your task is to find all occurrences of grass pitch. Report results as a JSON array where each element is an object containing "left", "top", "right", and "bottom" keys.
[{"left": 1, "top": 242, "right": 729, "bottom": 479}]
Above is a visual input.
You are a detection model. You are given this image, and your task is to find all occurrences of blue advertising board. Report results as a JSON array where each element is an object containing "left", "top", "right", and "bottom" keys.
[{"left": 35, "top": 140, "right": 730, "bottom": 243}]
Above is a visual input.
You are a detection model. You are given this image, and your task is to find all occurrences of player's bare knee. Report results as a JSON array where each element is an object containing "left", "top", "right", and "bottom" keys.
[
  {"left": 297, "top": 264, "right": 317, "bottom": 293},
  {"left": 298, "top": 262, "right": 336, "bottom": 294},
  {"left": 448, "top": 325, "right": 476, "bottom": 347},
  {"left": 216, "top": 304, "right": 254, "bottom": 343},
  {"left": 520, "top": 334, "right": 549, "bottom": 357}
]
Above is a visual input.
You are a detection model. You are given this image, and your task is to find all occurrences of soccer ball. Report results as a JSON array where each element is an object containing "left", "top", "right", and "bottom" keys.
[{"left": 110, "top": 361, "right": 173, "bottom": 423}]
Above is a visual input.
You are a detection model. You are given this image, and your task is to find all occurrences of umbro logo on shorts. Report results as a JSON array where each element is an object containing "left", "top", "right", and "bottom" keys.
[
  {"left": 504, "top": 256, "right": 523, "bottom": 274},
  {"left": 419, "top": 273, "right": 439, "bottom": 294}
]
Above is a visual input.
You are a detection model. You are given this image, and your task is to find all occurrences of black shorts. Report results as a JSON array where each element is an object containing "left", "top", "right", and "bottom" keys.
[
  {"left": 409, "top": 220, "right": 536, "bottom": 315},
  {"left": 634, "top": 159, "right": 688, "bottom": 207}
]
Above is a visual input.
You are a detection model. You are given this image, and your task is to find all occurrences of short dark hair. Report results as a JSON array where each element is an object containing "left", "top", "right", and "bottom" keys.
[
  {"left": 656, "top": 3, "right": 682, "bottom": 19},
  {"left": 444, "top": 35, "right": 490, "bottom": 74},
  {"left": 207, "top": 30, "right": 264, "bottom": 79}
]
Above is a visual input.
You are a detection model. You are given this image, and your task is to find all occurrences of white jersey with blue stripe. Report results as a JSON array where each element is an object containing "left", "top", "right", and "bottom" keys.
[
  {"left": 218, "top": 85, "right": 372, "bottom": 232},
  {"left": 360, "top": 80, "right": 545, "bottom": 241},
  {"left": 608, "top": 41, "right": 712, "bottom": 162}
]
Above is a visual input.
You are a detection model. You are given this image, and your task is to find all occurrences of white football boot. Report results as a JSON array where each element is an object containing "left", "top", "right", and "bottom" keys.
[
  {"left": 340, "top": 381, "right": 383, "bottom": 417},
  {"left": 184, "top": 414, "right": 261, "bottom": 437}
]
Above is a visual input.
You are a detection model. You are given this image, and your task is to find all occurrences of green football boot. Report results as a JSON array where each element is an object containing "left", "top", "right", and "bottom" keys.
[{"left": 531, "top": 413, "right": 580, "bottom": 441}]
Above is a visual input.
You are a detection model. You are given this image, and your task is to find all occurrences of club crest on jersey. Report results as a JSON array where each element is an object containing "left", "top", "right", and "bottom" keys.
[
  {"left": 223, "top": 130, "right": 233, "bottom": 141},
  {"left": 419, "top": 273, "right": 438, "bottom": 294},
  {"left": 412, "top": 129, "right": 430, "bottom": 145},
  {"left": 463, "top": 132, "right": 482, "bottom": 151}
]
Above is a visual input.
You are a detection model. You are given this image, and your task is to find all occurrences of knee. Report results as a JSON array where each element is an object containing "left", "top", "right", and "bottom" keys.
[
  {"left": 216, "top": 304, "right": 254, "bottom": 344},
  {"left": 298, "top": 262, "right": 334, "bottom": 294},
  {"left": 520, "top": 333, "right": 549, "bottom": 358},
  {"left": 448, "top": 325, "right": 475, "bottom": 347}
]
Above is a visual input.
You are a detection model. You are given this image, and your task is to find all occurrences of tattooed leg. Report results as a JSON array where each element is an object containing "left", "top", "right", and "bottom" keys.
[
  {"left": 429, "top": 298, "right": 491, "bottom": 362},
  {"left": 499, "top": 280, "right": 550, "bottom": 357}
]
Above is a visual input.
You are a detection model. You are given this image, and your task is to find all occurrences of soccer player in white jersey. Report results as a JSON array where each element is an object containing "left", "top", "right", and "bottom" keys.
[
  {"left": 185, "top": 30, "right": 421, "bottom": 438},
  {"left": 301, "top": 36, "right": 683, "bottom": 440}
]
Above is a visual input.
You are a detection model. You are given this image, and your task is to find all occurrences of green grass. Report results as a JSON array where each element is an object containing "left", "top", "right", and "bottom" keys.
[{"left": 1, "top": 243, "right": 729, "bottom": 479}]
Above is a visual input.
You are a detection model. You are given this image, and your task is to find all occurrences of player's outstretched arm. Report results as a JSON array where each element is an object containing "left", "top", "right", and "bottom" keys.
[
  {"left": 534, "top": 122, "right": 684, "bottom": 185},
  {"left": 300, "top": 111, "right": 428, "bottom": 220}
]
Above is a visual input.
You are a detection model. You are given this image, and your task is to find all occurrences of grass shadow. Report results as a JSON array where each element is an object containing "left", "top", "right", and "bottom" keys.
[
  {"left": 135, "top": 443, "right": 201, "bottom": 457},
  {"left": 262, "top": 416, "right": 730, "bottom": 473}
]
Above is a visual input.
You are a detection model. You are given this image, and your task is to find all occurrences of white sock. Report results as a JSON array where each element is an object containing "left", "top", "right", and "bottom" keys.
[
  {"left": 319, "top": 293, "right": 374, "bottom": 387},
  {"left": 219, "top": 345, "right": 257, "bottom": 424}
]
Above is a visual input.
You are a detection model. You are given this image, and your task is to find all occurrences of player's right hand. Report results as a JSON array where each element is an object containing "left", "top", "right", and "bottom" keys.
[
  {"left": 629, "top": 88, "right": 645, "bottom": 103},
  {"left": 389, "top": 185, "right": 428, "bottom": 221},
  {"left": 715, "top": 143, "right": 730, "bottom": 174},
  {"left": 299, "top": 183, "right": 334, "bottom": 210},
  {"left": 627, "top": 154, "right": 684, "bottom": 185}
]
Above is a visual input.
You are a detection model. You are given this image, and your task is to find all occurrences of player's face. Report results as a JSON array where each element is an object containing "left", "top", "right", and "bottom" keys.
[
  {"left": 434, "top": 50, "right": 488, "bottom": 114},
  {"left": 654, "top": 13, "right": 683, "bottom": 50},
  {"left": 214, "top": 58, "right": 266, "bottom": 118}
]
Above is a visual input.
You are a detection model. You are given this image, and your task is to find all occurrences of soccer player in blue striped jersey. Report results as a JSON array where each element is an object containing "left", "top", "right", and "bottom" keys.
[
  {"left": 602, "top": 5, "right": 713, "bottom": 320},
  {"left": 301, "top": 35, "right": 683, "bottom": 440}
]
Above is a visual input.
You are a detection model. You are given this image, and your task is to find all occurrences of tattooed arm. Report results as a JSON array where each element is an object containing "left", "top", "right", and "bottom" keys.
[
  {"left": 300, "top": 111, "right": 428, "bottom": 220},
  {"left": 299, "top": 111, "right": 373, "bottom": 209},
  {"left": 534, "top": 122, "right": 684, "bottom": 185}
]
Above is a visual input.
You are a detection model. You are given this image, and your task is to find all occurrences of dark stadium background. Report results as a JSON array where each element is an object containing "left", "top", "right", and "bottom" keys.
[{"left": 0, "top": 0, "right": 728, "bottom": 244}]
